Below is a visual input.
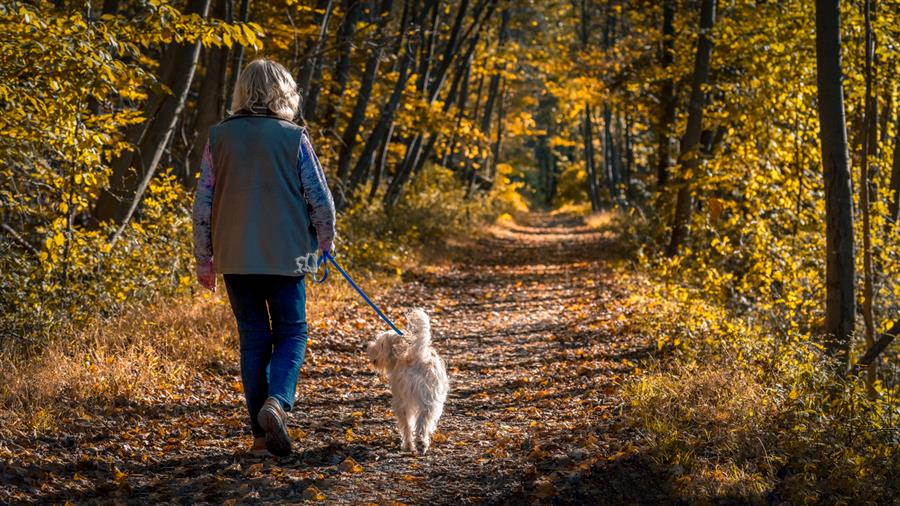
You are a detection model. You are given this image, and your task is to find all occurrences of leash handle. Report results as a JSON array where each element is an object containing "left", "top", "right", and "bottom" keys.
[
  {"left": 314, "top": 251, "right": 403, "bottom": 336},
  {"left": 312, "top": 253, "right": 329, "bottom": 283}
]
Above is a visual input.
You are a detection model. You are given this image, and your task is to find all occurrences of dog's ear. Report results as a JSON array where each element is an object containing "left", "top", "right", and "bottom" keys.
[{"left": 405, "top": 308, "right": 430, "bottom": 338}]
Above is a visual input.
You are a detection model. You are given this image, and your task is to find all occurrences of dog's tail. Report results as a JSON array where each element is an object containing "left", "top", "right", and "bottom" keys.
[{"left": 406, "top": 308, "right": 432, "bottom": 355}]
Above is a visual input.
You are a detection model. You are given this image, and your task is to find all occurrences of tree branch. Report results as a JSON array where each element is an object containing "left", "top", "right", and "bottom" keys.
[{"left": 855, "top": 320, "right": 898, "bottom": 371}]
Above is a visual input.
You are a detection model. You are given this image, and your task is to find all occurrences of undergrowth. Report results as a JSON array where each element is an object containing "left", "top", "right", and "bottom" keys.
[{"left": 594, "top": 209, "right": 900, "bottom": 505}]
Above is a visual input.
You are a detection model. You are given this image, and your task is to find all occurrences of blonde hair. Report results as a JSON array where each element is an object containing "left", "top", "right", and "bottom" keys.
[{"left": 230, "top": 59, "right": 300, "bottom": 121}]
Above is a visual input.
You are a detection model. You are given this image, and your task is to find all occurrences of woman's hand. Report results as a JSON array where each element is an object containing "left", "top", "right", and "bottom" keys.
[{"left": 196, "top": 259, "right": 216, "bottom": 292}]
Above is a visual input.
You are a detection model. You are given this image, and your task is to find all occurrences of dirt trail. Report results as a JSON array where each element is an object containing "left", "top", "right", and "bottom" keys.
[{"left": 1, "top": 214, "right": 672, "bottom": 504}]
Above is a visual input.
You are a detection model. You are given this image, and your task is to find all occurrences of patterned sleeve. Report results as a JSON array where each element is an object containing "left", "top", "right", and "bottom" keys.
[
  {"left": 191, "top": 141, "right": 215, "bottom": 264},
  {"left": 298, "top": 129, "right": 337, "bottom": 252}
]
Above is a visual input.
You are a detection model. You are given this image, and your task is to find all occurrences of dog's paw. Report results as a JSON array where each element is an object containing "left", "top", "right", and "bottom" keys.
[{"left": 401, "top": 440, "right": 416, "bottom": 453}]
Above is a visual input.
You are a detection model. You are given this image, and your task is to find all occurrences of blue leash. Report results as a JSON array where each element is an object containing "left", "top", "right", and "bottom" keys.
[{"left": 313, "top": 251, "right": 404, "bottom": 336}]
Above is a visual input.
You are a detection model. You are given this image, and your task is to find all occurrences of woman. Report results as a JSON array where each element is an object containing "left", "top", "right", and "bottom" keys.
[{"left": 191, "top": 59, "right": 336, "bottom": 457}]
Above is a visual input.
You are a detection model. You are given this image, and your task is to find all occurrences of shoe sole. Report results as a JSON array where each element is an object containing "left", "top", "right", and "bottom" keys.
[{"left": 258, "top": 406, "right": 292, "bottom": 457}]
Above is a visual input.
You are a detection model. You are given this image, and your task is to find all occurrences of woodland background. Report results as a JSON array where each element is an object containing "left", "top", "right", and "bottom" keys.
[{"left": 0, "top": 0, "right": 898, "bottom": 503}]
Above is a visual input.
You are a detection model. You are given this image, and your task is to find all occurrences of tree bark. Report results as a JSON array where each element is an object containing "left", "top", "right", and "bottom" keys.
[
  {"left": 298, "top": 0, "right": 335, "bottom": 123},
  {"left": 335, "top": 0, "right": 393, "bottom": 196},
  {"left": 464, "top": 71, "right": 486, "bottom": 197},
  {"left": 489, "top": 77, "right": 506, "bottom": 182},
  {"left": 860, "top": 0, "right": 877, "bottom": 391},
  {"left": 584, "top": 106, "right": 602, "bottom": 211},
  {"left": 383, "top": 0, "right": 496, "bottom": 207},
  {"left": 415, "top": 0, "right": 442, "bottom": 94},
  {"left": 346, "top": 0, "right": 428, "bottom": 194},
  {"left": 224, "top": 0, "right": 251, "bottom": 109},
  {"left": 624, "top": 109, "right": 634, "bottom": 200},
  {"left": 323, "top": 0, "right": 364, "bottom": 133},
  {"left": 602, "top": 105, "right": 618, "bottom": 200},
  {"left": 93, "top": 0, "right": 212, "bottom": 227},
  {"left": 369, "top": 121, "right": 395, "bottom": 200},
  {"left": 890, "top": 117, "right": 900, "bottom": 224},
  {"left": 855, "top": 320, "right": 898, "bottom": 371},
  {"left": 656, "top": 0, "right": 676, "bottom": 190},
  {"left": 666, "top": 0, "right": 716, "bottom": 257},
  {"left": 535, "top": 93, "right": 558, "bottom": 207},
  {"left": 441, "top": 51, "right": 474, "bottom": 170},
  {"left": 184, "top": 0, "right": 231, "bottom": 187},
  {"left": 814, "top": 0, "right": 856, "bottom": 365},
  {"left": 411, "top": 3, "right": 493, "bottom": 177}
]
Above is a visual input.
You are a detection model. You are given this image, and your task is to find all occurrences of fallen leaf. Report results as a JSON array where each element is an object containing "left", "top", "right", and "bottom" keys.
[
  {"left": 302, "top": 485, "right": 326, "bottom": 501},
  {"left": 338, "top": 456, "right": 363, "bottom": 473}
]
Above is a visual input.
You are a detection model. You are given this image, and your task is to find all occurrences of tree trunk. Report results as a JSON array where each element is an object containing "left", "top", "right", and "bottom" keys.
[
  {"left": 348, "top": 53, "right": 413, "bottom": 194},
  {"left": 347, "top": 0, "right": 427, "bottom": 194},
  {"left": 415, "top": 0, "right": 441, "bottom": 94},
  {"left": 369, "top": 121, "right": 395, "bottom": 200},
  {"left": 428, "top": 0, "right": 491, "bottom": 102},
  {"left": 656, "top": 0, "right": 676, "bottom": 190},
  {"left": 815, "top": 0, "right": 856, "bottom": 365},
  {"left": 625, "top": 109, "right": 634, "bottom": 201},
  {"left": 584, "top": 106, "right": 602, "bottom": 211},
  {"left": 602, "top": 105, "right": 618, "bottom": 200},
  {"left": 410, "top": 2, "right": 494, "bottom": 178},
  {"left": 890, "top": 118, "right": 900, "bottom": 224},
  {"left": 184, "top": 0, "right": 231, "bottom": 187},
  {"left": 489, "top": 78, "right": 506, "bottom": 182},
  {"left": 224, "top": 0, "right": 251, "bottom": 109},
  {"left": 535, "top": 93, "right": 558, "bottom": 207},
  {"left": 93, "top": 0, "right": 211, "bottom": 227},
  {"left": 464, "top": 72, "right": 487, "bottom": 197},
  {"left": 323, "top": 0, "right": 363, "bottom": 133},
  {"left": 615, "top": 109, "right": 627, "bottom": 198},
  {"left": 666, "top": 0, "right": 716, "bottom": 257},
  {"left": 860, "top": 0, "right": 877, "bottom": 392},
  {"left": 298, "top": 0, "right": 335, "bottom": 123},
  {"left": 335, "top": 0, "right": 393, "bottom": 197},
  {"left": 441, "top": 52, "right": 473, "bottom": 170},
  {"left": 474, "top": 70, "right": 501, "bottom": 177},
  {"left": 383, "top": 0, "right": 496, "bottom": 207}
]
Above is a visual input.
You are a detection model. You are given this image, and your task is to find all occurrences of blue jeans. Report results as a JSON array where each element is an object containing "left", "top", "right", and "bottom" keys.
[{"left": 223, "top": 274, "right": 308, "bottom": 437}]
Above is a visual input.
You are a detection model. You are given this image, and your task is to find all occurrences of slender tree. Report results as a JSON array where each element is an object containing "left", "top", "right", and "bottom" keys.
[
  {"left": 383, "top": 0, "right": 497, "bottom": 207},
  {"left": 93, "top": 0, "right": 212, "bottom": 227},
  {"left": 814, "top": 0, "right": 856, "bottom": 365},
  {"left": 666, "top": 0, "right": 716, "bottom": 256},
  {"left": 323, "top": 0, "right": 364, "bottom": 133},
  {"left": 890, "top": 118, "right": 900, "bottom": 223},
  {"left": 656, "top": 0, "right": 675, "bottom": 190},
  {"left": 224, "top": 0, "right": 251, "bottom": 107},
  {"left": 860, "top": 0, "right": 877, "bottom": 390},
  {"left": 335, "top": 0, "right": 394, "bottom": 200},
  {"left": 185, "top": 0, "right": 232, "bottom": 186},
  {"left": 298, "top": 0, "right": 336, "bottom": 122},
  {"left": 580, "top": 0, "right": 601, "bottom": 211},
  {"left": 584, "top": 107, "right": 602, "bottom": 210},
  {"left": 347, "top": 0, "right": 430, "bottom": 195}
]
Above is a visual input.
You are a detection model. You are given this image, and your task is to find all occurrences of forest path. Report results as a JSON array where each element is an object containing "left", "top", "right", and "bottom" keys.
[{"left": 3, "top": 213, "right": 672, "bottom": 504}]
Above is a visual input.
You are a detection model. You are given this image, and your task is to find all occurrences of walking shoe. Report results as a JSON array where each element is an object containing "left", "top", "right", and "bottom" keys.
[
  {"left": 250, "top": 436, "right": 271, "bottom": 457},
  {"left": 257, "top": 397, "right": 292, "bottom": 457}
]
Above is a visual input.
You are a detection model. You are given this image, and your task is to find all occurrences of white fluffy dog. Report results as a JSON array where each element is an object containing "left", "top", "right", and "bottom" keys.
[{"left": 367, "top": 309, "right": 449, "bottom": 454}]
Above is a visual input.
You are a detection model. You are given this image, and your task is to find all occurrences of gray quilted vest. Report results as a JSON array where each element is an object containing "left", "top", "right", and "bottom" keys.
[{"left": 208, "top": 114, "right": 318, "bottom": 276}]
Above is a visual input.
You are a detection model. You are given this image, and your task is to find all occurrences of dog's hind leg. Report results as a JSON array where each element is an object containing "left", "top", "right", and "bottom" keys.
[
  {"left": 394, "top": 401, "right": 415, "bottom": 453},
  {"left": 415, "top": 404, "right": 443, "bottom": 454},
  {"left": 414, "top": 412, "right": 429, "bottom": 454}
]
